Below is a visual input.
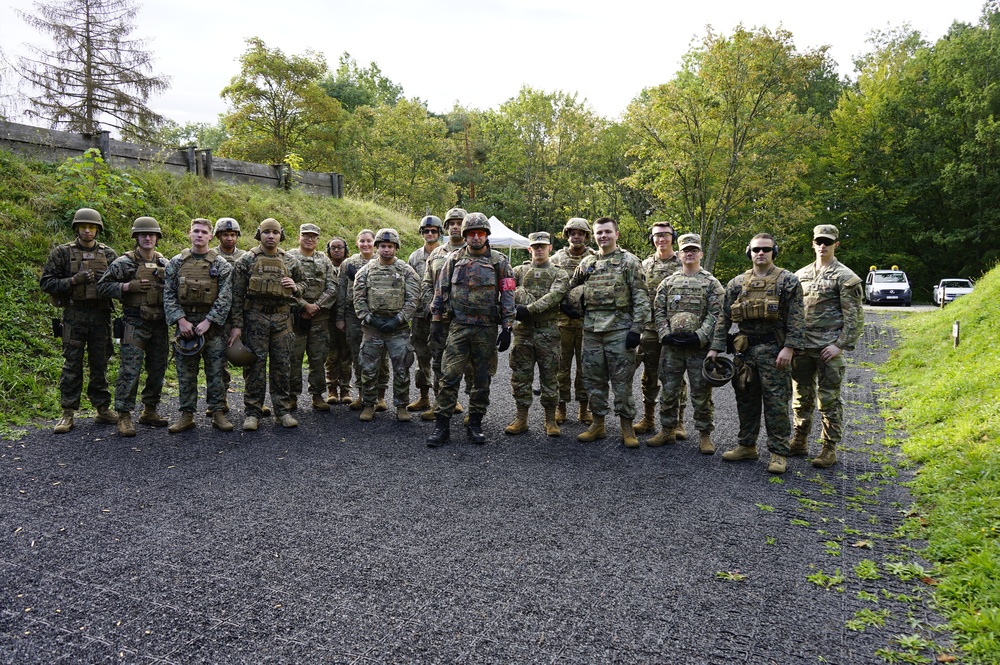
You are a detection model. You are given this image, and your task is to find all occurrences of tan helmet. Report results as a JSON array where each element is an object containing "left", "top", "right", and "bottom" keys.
[
  {"left": 460, "top": 212, "right": 490, "bottom": 236},
  {"left": 669, "top": 311, "right": 700, "bottom": 333},
  {"left": 130, "top": 216, "right": 162, "bottom": 238},
  {"left": 562, "top": 217, "right": 591, "bottom": 238},
  {"left": 445, "top": 207, "right": 468, "bottom": 223},
  {"left": 226, "top": 335, "right": 257, "bottom": 367},
  {"left": 562, "top": 285, "right": 585, "bottom": 318},
  {"left": 373, "top": 228, "right": 401, "bottom": 247},
  {"left": 255, "top": 218, "right": 285, "bottom": 241},
  {"left": 72, "top": 208, "right": 104, "bottom": 231},
  {"left": 514, "top": 287, "right": 536, "bottom": 306},
  {"left": 214, "top": 217, "right": 241, "bottom": 237}
]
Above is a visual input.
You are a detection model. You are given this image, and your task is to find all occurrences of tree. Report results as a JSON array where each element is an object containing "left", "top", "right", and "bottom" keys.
[
  {"left": 218, "top": 37, "right": 346, "bottom": 170},
  {"left": 15, "top": 0, "right": 169, "bottom": 140},
  {"left": 319, "top": 53, "right": 404, "bottom": 112},
  {"left": 150, "top": 118, "right": 229, "bottom": 150}
]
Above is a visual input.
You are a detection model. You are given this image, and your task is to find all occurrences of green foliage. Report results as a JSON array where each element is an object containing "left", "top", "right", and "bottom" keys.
[
  {"left": 319, "top": 52, "right": 404, "bottom": 112},
  {"left": 151, "top": 118, "right": 229, "bottom": 150},
  {"left": 846, "top": 608, "right": 891, "bottom": 632},
  {"left": 53, "top": 148, "right": 147, "bottom": 235},
  {"left": 807, "top": 567, "right": 845, "bottom": 590},
  {"left": 855, "top": 559, "right": 883, "bottom": 580}
]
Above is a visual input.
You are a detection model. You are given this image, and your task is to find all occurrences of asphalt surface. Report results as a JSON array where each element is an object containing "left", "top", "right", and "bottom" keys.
[{"left": 1, "top": 312, "right": 948, "bottom": 664}]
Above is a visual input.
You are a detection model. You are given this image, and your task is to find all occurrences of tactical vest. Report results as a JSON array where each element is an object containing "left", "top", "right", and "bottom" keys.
[
  {"left": 662, "top": 272, "right": 709, "bottom": 329},
  {"left": 247, "top": 248, "right": 292, "bottom": 299},
  {"left": 516, "top": 262, "right": 561, "bottom": 321},
  {"left": 582, "top": 252, "right": 631, "bottom": 311},
  {"left": 644, "top": 255, "right": 681, "bottom": 294},
  {"left": 799, "top": 268, "right": 856, "bottom": 331},
  {"left": 177, "top": 249, "right": 220, "bottom": 312},
  {"left": 66, "top": 243, "right": 110, "bottom": 304},
  {"left": 123, "top": 251, "right": 166, "bottom": 321},
  {"left": 731, "top": 268, "right": 784, "bottom": 322},
  {"left": 297, "top": 255, "right": 327, "bottom": 302},
  {"left": 366, "top": 263, "right": 407, "bottom": 315},
  {"left": 450, "top": 252, "right": 501, "bottom": 321}
]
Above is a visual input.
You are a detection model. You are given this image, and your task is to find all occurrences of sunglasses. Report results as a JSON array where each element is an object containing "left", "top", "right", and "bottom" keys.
[
  {"left": 813, "top": 238, "right": 836, "bottom": 246},
  {"left": 421, "top": 228, "right": 440, "bottom": 234},
  {"left": 749, "top": 246, "right": 774, "bottom": 254}
]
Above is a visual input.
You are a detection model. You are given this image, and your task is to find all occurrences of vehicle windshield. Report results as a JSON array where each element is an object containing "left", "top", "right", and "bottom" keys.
[
  {"left": 874, "top": 273, "right": 907, "bottom": 284},
  {"left": 941, "top": 280, "right": 973, "bottom": 289}
]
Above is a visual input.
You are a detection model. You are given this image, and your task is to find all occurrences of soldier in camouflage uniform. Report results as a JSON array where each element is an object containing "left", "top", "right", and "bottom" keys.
[
  {"left": 354, "top": 228, "right": 421, "bottom": 422},
  {"left": 635, "top": 221, "right": 684, "bottom": 438},
  {"left": 97, "top": 216, "right": 170, "bottom": 437},
  {"left": 650, "top": 234, "right": 725, "bottom": 453},
  {"left": 405, "top": 215, "right": 443, "bottom": 413},
  {"left": 420, "top": 207, "right": 472, "bottom": 421},
  {"left": 324, "top": 237, "right": 353, "bottom": 404},
  {"left": 567, "top": 217, "right": 650, "bottom": 447},
  {"left": 791, "top": 225, "right": 864, "bottom": 468},
  {"left": 40, "top": 208, "right": 119, "bottom": 433},
  {"left": 229, "top": 218, "right": 306, "bottom": 431},
  {"left": 709, "top": 233, "right": 805, "bottom": 474},
  {"left": 163, "top": 218, "right": 234, "bottom": 433},
  {"left": 427, "top": 213, "right": 516, "bottom": 447},
  {"left": 551, "top": 217, "right": 596, "bottom": 425},
  {"left": 213, "top": 217, "right": 246, "bottom": 415},
  {"left": 505, "top": 232, "right": 569, "bottom": 437},
  {"left": 288, "top": 224, "right": 338, "bottom": 411}
]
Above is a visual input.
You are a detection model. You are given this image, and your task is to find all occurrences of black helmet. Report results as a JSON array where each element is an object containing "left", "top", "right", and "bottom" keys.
[
  {"left": 419, "top": 215, "right": 443, "bottom": 231},
  {"left": 702, "top": 356, "right": 736, "bottom": 387},
  {"left": 174, "top": 334, "right": 205, "bottom": 357}
]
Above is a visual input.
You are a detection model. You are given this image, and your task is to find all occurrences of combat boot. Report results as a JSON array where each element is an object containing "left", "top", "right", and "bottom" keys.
[
  {"left": 375, "top": 389, "right": 388, "bottom": 412},
  {"left": 555, "top": 401, "right": 567, "bottom": 425},
  {"left": 504, "top": 406, "right": 530, "bottom": 435},
  {"left": 789, "top": 431, "right": 809, "bottom": 457},
  {"left": 812, "top": 443, "right": 838, "bottom": 469},
  {"left": 647, "top": 430, "right": 676, "bottom": 447},
  {"left": 543, "top": 406, "right": 561, "bottom": 437},
  {"left": 454, "top": 401, "right": 464, "bottom": 414},
  {"left": 94, "top": 405, "right": 119, "bottom": 424},
  {"left": 722, "top": 445, "right": 759, "bottom": 462},
  {"left": 349, "top": 393, "right": 363, "bottom": 410},
  {"left": 138, "top": 407, "right": 168, "bottom": 427},
  {"left": 279, "top": 413, "right": 298, "bottom": 428},
  {"left": 261, "top": 405, "right": 272, "bottom": 417},
  {"left": 54, "top": 409, "right": 75, "bottom": 434},
  {"left": 117, "top": 411, "right": 136, "bottom": 437},
  {"left": 212, "top": 411, "right": 234, "bottom": 432},
  {"left": 674, "top": 404, "right": 688, "bottom": 440},
  {"left": 168, "top": 412, "right": 196, "bottom": 434},
  {"left": 312, "top": 394, "right": 331, "bottom": 411},
  {"left": 633, "top": 401, "right": 656, "bottom": 434},
  {"left": 427, "top": 415, "right": 451, "bottom": 447},
  {"left": 396, "top": 406, "right": 411, "bottom": 422},
  {"left": 326, "top": 387, "right": 340, "bottom": 405},
  {"left": 340, "top": 387, "right": 352, "bottom": 404},
  {"left": 466, "top": 412, "right": 486, "bottom": 445},
  {"left": 407, "top": 387, "right": 431, "bottom": 412},
  {"left": 359, "top": 405, "right": 375, "bottom": 422},
  {"left": 621, "top": 416, "right": 639, "bottom": 448},
  {"left": 207, "top": 400, "right": 231, "bottom": 418},
  {"left": 243, "top": 415, "right": 259, "bottom": 431},
  {"left": 578, "top": 399, "right": 593, "bottom": 425},
  {"left": 698, "top": 431, "right": 715, "bottom": 455},
  {"left": 577, "top": 414, "right": 606, "bottom": 442},
  {"left": 768, "top": 453, "right": 787, "bottom": 474}
]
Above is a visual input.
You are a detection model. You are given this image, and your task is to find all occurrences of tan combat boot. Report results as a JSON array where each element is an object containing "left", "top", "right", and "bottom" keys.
[
  {"left": 543, "top": 406, "right": 561, "bottom": 437},
  {"left": 212, "top": 411, "right": 234, "bottom": 432},
  {"left": 698, "top": 431, "right": 715, "bottom": 455},
  {"left": 279, "top": 413, "right": 298, "bottom": 428},
  {"left": 138, "top": 407, "right": 168, "bottom": 427},
  {"left": 578, "top": 399, "right": 593, "bottom": 425},
  {"left": 340, "top": 386, "right": 352, "bottom": 404},
  {"left": 555, "top": 401, "right": 567, "bottom": 425},
  {"left": 312, "top": 394, "right": 331, "bottom": 411},
  {"left": 243, "top": 415, "right": 259, "bottom": 431},
  {"left": 454, "top": 401, "right": 464, "bottom": 414},
  {"left": 407, "top": 387, "right": 431, "bottom": 412},
  {"left": 349, "top": 391, "right": 364, "bottom": 410},
  {"left": 359, "top": 405, "right": 375, "bottom": 422},
  {"left": 647, "top": 430, "right": 676, "bottom": 447},
  {"left": 326, "top": 387, "right": 340, "bottom": 405},
  {"left": 789, "top": 431, "right": 809, "bottom": 457},
  {"left": 396, "top": 405, "right": 412, "bottom": 422},
  {"left": 722, "top": 445, "right": 759, "bottom": 462},
  {"left": 53, "top": 409, "right": 75, "bottom": 434},
  {"left": 673, "top": 404, "right": 688, "bottom": 440},
  {"left": 633, "top": 401, "right": 656, "bottom": 435},
  {"left": 375, "top": 389, "right": 388, "bottom": 412},
  {"left": 768, "top": 453, "right": 787, "bottom": 474},
  {"left": 504, "top": 406, "right": 530, "bottom": 435},
  {"left": 168, "top": 412, "right": 196, "bottom": 434},
  {"left": 577, "top": 414, "right": 606, "bottom": 442},
  {"left": 117, "top": 411, "right": 136, "bottom": 437},
  {"left": 94, "top": 405, "right": 119, "bottom": 424},
  {"left": 621, "top": 416, "right": 639, "bottom": 448},
  {"left": 812, "top": 443, "right": 838, "bottom": 468}
]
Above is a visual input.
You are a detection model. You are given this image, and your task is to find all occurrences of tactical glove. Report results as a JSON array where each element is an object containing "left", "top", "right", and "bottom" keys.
[
  {"left": 625, "top": 331, "right": 641, "bottom": 350},
  {"left": 514, "top": 305, "right": 530, "bottom": 322},
  {"left": 380, "top": 313, "right": 405, "bottom": 333},
  {"left": 675, "top": 331, "right": 701, "bottom": 347},
  {"left": 73, "top": 269, "right": 95, "bottom": 285},
  {"left": 345, "top": 263, "right": 358, "bottom": 280},
  {"left": 430, "top": 321, "right": 445, "bottom": 346},
  {"left": 497, "top": 327, "right": 512, "bottom": 352}
]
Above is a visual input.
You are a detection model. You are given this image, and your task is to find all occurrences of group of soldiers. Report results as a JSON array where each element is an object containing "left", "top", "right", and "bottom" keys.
[{"left": 40, "top": 207, "right": 863, "bottom": 474}]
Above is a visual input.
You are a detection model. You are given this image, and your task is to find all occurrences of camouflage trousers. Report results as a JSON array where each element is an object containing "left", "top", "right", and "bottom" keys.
[
  {"left": 345, "top": 312, "right": 387, "bottom": 393},
  {"left": 658, "top": 344, "right": 713, "bottom": 433},
  {"left": 359, "top": 325, "right": 413, "bottom": 407},
  {"left": 324, "top": 322, "right": 352, "bottom": 394},
  {"left": 791, "top": 348, "right": 847, "bottom": 445},
  {"left": 59, "top": 306, "right": 113, "bottom": 410},
  {"left": 556, "top": 321, "right": 586, "bottom": 403},
  {"left": 410, "top": 315, "right": 433, "bottom": 391},
  {"left": 582, "top": 328, "right": 638, "bottom": 420},
  {"left": 429, "top": 318, "right": 473, "bottom": 396},
  {"left": 175, "top": 317, "right": 227, "bottom": 414},
  {"left": 243, "top": 309, "right": 294, "bottom": 418},
  {"left": 733, "top": 341, "right": 792, "bottom": 455},
  {"left": 114, "top": 315, "right": 168, "bottom": 412},
  {"left": 290, "top": 313, "right": 330, "bottom": 397},
  {"left": 435, "top": 323, "right": 497, "bottom": 418},
  {"left": 220, "top": 321, "right": 235, "bottom": 396},
  {"left": 638, "top": 330, "right": 687, "bottom": 407},
  {"left": 510, "top": 322, "right": 561, "bottom": 409}
]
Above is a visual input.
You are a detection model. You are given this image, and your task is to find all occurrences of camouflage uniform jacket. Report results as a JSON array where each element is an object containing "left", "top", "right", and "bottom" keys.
[
  {"left": 217, "top": 247, "right": 246, "bottom": 266},
  {"left": 568, "top": 247, "right": 650, "bottom": 334},
  {"left": 795, "top": 259, "right": 864, "bottom": 351},
  {"left": 653, "top": 268, "right": 725, "bottom": 346},
  {"left": 288, "top": 249, "right": 337, "bottom": 312},
  {"left": 641, "top": 253, "right": 682, "bottom": 333},
  {"left": 163, "top": 249, "right": 233, "bottom": 327},
  {"left": 432, "top": 247, "right": 515, "bottom": 328},
  {"left": 512, "top": 260, "right": 570, "bottom": 323},
  {"left": 354, "top": 258, "right": 420, "bottom": 323},
  {"left": 710, "top": 266, "right": 806, "bottom": 352},
  {"left": 408, "top": 246, "right": 437, "bottom": 318},
  {"left": 551, "top": 246, "right": 596, "bottom": 325},
  {"left": 40, "top": 239, "right": 119, "bottom": 308},
  {"left": 421, "top": 241, "right": 466, "bottom": 319},
  {"left": 229, "top": 247, "right": 304, "bottom": 324},
  {"left": 336, "top": 253, "right": 375, "bottom": 322},
  {"left": 96, "top": 249, "right": 168, "bottom": 312}
]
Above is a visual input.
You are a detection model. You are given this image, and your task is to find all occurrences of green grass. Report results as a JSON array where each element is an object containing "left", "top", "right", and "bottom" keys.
[{"left": 880, "top": 264, "right": 1000, "bottom": 663}]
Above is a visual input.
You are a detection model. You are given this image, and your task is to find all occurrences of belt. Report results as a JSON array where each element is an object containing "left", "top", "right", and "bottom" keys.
[
  {"left": 249, "top": 302, "right": 289, "bottom": 315},
  {"left": 123, "top": 306, "right": 141, "bottom": 317},
  {"left": 743, "top": 332, "right": 777, "bottom": 347},
  {"left": 519, "top": 320, "right": 557, "bottom": 328}
]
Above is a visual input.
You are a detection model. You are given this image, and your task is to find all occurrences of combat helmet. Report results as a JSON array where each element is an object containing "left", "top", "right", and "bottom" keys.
[
  {"left": 460, "top": 212, "right": 491, "bottom": 236},
  {"left": 174, "top": 334, "right": 205, "bottom": 357},
  {"left": 419, "top": 215, "right": 443, "bottom": 232},
  {"left": 214, "top": 217, "right": 241, "bottom": 237},
  {"left": 226, "top": 335, "right": 257, "bottom": 367},
  {"left": 444, "top": 207, "right": 468, "bottom": 223},
  {"left": 374, "top": 228, "right": 401, "bottom": 247},
  {"left": 72, "top": 208, "right": 104, "bottom": 231},
  {"left": 702, "top": 356, "right": 736, "bottom": 387},
  {"left": 562, "top": 217, "right": 591, "bottom": 238},
  {"left": 130, "top": 216, "right": 162, "bottom": 238}
]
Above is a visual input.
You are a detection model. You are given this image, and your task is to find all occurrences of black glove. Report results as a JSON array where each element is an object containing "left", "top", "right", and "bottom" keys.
[
  {"left": 660, "top": 334, "right": 672, "bottom": 346},
  {"left": 559, "top": 300, "right": 579, "bottom": 318},
  {"left": 515, "top": 305, "right": 530, "bottom": 322},
  {"left": 675, "top": 331, "right": 701, "bottom": 347},
  {"left": 430, "top": 320, "right": 445, "bottom": 346},
  {"left": 625, "top": 331, "right": 641, "bottom": 349},
  {"left": 497, "top": 327, "right": 512, "bottom": 352},
  {"left": 380, "top": 313, "right": 404, "bottom": 333},
  {"left": 345, "top": 263, "right": 358, "bottom": 280}
]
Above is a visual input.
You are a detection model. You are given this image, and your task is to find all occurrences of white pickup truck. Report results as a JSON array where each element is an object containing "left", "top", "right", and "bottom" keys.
[{"left": 933, "top": 279, "right": 974, "bottom": 306}]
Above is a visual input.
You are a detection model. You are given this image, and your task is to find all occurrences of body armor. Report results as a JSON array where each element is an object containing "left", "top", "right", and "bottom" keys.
[
  {"left": 176, "top": 249, "right": 220, "bottom": 312},
  {"left": 662, "top": 272, "right": 709, "bottom": 330},
  {"left": 582, "top": 253, "right": 631, "bottom": 311},
  {"left": 123, "top": 251, "right": 166, "bottom": 321},
  {"left": 66, "top": 243, "right": 110, "bottom": 304},
  {"left": 515, "top": 262, "right": 562, "bottom": 322},
  {"left": 247, "top": 248, "right": 292, "bottom": 299},
  {"left": 731, "top": 268, "right": 784, "bottom": 323},
  {"left": 366, "top": 263, "right": 407, "bottom": 316}
]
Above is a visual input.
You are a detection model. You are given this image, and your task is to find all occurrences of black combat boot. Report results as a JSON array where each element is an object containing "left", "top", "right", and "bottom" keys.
[
  {"left": 466, "top": 412, "right": 486, "bottom": 445},
  {"left": 426, "top": 415, "right": 451, "bottom": 448}
]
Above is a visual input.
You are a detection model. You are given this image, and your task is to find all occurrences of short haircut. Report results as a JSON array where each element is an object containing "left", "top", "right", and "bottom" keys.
[
  {"left": 327, "top": 236, "right": 348, "bottom": 256},
  {"left": 751, "top": 233, "right": 776, "bottom": 246},
  {"left": 593, "top": 216, "right": 618, "bottom": 231},
  {"left": 190, "top": 218, "right": 212, "bottom": 232}
]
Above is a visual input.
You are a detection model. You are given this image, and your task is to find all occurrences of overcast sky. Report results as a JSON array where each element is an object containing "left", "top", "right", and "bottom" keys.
[{"left": 0, "top": 0, "right": 990, "bottom": 126}]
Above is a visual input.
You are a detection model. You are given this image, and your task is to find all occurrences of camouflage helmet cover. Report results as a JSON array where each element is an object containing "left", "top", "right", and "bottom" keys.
[
  {"left": 130, "top": 216, "right": 162, "bottom": 237},
  {"left": 460, "top": 212, "right": 490, "bottom": 236},
  {"left": 562, "top": 217, "right": 591, "bottom": 238},
  {"left": 72, "top": 207, "right": 104, "bottom": 230},
  {"left": 214, "top": 217, "right": 241, "bottom": 237},
  {"left": 374, "top": 227, "right": 401, "bottom": 247},
  {"left": 444, "top": 207, "right": 468, "bottom": 223}
]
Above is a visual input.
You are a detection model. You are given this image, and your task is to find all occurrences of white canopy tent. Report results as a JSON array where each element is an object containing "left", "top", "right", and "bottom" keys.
[{"left": 486, "top": 216, "right": 531, "bottom": 257}]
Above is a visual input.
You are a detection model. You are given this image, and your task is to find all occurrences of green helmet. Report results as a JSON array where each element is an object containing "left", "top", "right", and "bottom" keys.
[
  {"left": 460, "top": 212, "right": 490, "bottom": 236},
  {"left": 130, "top": 216, "right": 162, "bottom": 238},
  {"left": 214, "top": 217, "right": 241, "bottom": 237},
  {"left": 419, "top": 215, "right": 443, "bottom": 230},
  {"left": 226, "top": 335, "right": 257, "bottom": 367},
  {"left": 373, "top": 228, "right": 400, "bottom": 247},
  {"left": 445, "top": 207, "right": 468, "bottom": 223},
  {"left": 562, "top": 217, "right": 590, "bottom": 238},
  {"left": 702, "top": 356, "right": 736, "bottom": 388},
  {"left": 72, "top": 208, "right": 104, "bottom": 231}
]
